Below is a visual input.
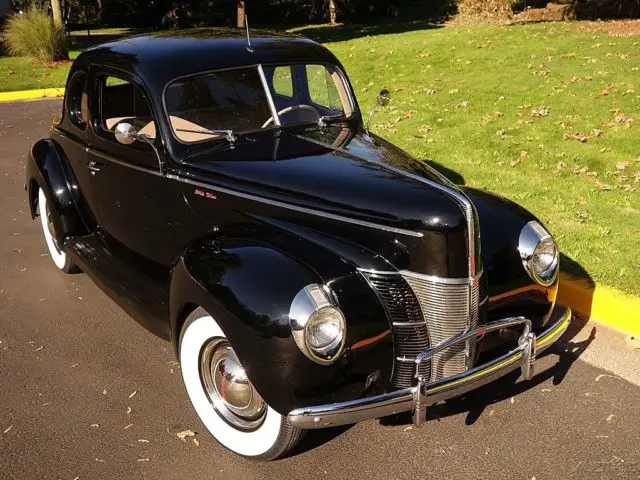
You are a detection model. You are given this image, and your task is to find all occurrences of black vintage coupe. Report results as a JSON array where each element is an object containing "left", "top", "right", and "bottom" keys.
[{"left": 26, "top": 29, "right": 570, "bottom": 460}]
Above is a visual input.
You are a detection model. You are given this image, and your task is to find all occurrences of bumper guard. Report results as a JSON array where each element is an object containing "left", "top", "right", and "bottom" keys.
[{"left": 287, "top": 306, "right": 571, "bottom": 429}]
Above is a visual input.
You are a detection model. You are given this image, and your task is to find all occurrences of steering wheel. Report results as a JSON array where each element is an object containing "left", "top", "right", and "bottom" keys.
[{"left": 262, "top": 104, "right": 320, "bottom": 128}]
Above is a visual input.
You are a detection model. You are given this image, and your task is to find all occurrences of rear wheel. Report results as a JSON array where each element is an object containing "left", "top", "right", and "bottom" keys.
[
  {"left": 179, "top": 308, "right": 303, "bottom": 461},
  {"left": 38, "top": 188, "right": 79, "bottom": 274}
]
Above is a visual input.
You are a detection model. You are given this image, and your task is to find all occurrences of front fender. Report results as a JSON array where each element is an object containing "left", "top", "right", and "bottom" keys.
[
  {"left": 463, "top": 187, "right": 558, "bottom": 327},
  {"left": 25, "top": 138, "right": 87, "bottom": 244},
  {"left": 169, "top": 235, "right": 392, "bottom": 415}
]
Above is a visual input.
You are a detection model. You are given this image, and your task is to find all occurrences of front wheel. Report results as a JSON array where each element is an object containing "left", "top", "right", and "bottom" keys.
[
  {"left": 179, "top": 308, "right": 304, "bottom": 461},
  {"left": 38, "top": 188, "right": 79, "bottom": 274}
]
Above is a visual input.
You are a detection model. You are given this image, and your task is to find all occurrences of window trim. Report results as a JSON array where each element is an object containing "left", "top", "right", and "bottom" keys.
[
  {"left": 66, "top": 70, "right": 88, "bottom": 130},
  {"left": 161, "top": 62, "right": 356, "bottom": 147}
]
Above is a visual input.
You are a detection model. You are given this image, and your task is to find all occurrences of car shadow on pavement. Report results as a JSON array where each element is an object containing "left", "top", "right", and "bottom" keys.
[
  {"left": 380, "top": 322, "right": 597, "bottom": 427},
  {"left": 288, "top": 319, "right": 596, "bottom": 457}
]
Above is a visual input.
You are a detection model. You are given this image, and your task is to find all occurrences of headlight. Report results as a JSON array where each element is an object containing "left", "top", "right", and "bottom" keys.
[
  {"left": 289, "top": 284, "right": 346, "bottom": 365},
  {"left": 518, "top": 221, "right": 559, "bottom": 286}
]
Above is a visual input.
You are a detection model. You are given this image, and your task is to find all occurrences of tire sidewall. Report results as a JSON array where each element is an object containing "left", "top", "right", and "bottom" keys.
[
  {"left": 178, "top": 308, "right": 288, "bottom": 459},
  {"left": 38, "top": 188, "right": 73, "bottom": 272}
]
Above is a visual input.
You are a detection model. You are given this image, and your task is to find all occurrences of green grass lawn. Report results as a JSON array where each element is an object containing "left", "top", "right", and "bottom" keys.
[
  {"left": 1, "top": 22, "right": 638, "bottom": 294},
  {"left": 312, "top": 22, "right": 639, "bottom": 294}
]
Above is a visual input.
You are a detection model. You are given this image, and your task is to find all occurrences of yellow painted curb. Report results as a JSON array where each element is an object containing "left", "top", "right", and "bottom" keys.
[
  {"left": 558, "top": 272, "right": 640, "bottom": 337},
  {"left": 0, "top": 88, "right": 65, "bottom": 103}
]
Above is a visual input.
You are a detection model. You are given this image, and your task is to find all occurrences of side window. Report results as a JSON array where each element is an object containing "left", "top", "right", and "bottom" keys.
[
  {"left": 272, "top": 66, "right": 293, "bottom": 98},
  {"left": 305, "top": 64, "right": 343, "bottom": 113},
  {"left": 67, "top": 71, "right": 87, "bottom": 129},
  {"left": 98, "top": 75, "right": 156, "bottom": 140}
]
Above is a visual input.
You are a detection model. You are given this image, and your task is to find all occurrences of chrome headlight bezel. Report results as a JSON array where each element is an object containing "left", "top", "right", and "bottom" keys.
[
  {"left": 518, "top": 221, "right": 559, "bottom": 287},
  {"left": 289, "top": 284, "right": 346, "bottom": 365}
]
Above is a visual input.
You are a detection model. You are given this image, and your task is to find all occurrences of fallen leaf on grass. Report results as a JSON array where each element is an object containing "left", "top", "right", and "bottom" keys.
[
  {"left": 565, "top": 133, "right": 589, "bottom": 143},
  {"left": 176, "top": 430, "right": 196, "bottom": 441},
  {"left": 596, "top": 181, "right": 611, "bottom": 191},
  {"left": 616, "top": 160, "right": 631, "bottom": 170},
  {"left": 531, "top": 106, "right": 549, "bottom": 118}
]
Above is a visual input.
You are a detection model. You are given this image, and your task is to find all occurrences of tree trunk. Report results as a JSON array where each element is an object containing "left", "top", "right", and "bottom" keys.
[
  {"left": 97, "top": 0, "right": 104, "bottom": 25},
  {"left": 328, "top": 0, "right": 337, "bottom": 24},
  {"left": 51, "top": 0, "right": 63, "bottom": 29},
  {"left": 237, "top": 1, "right": 246, "bottom": 28}
]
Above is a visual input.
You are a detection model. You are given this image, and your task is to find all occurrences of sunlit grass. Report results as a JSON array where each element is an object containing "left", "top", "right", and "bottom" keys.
[{"left": 324, "top": 22, "right": 639, "bottom": 293}]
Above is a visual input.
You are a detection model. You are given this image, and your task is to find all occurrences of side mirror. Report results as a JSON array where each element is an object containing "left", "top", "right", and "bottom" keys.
[
  {"left": 114, "top": 122, "right": 137, "bottom": 145},
  {"left": 366, "top": 88, "right": 391, "bottom": 136},
  {"left": 377, "top": 89, "right": 390, "bottom": 107}
]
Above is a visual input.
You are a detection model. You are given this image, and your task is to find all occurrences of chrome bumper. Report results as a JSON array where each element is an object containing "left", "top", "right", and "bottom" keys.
[{"left": 288, "top": 306, "right": 571, "bottom": 429}]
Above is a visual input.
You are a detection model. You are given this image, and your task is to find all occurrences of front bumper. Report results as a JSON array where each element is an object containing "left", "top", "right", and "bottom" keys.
[{"left": 288, "top": 305, "right": 571, "bottom": 429}]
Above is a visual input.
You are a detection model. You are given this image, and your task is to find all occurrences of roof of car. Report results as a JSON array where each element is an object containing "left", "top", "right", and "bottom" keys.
[{"left": 74, "top": 28, "right": 341, "bottom": 92}]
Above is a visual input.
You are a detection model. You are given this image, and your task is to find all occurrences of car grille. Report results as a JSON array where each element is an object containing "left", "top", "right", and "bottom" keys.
[{"left": 363, "top": 271, "right": 482, "bottom": 388}]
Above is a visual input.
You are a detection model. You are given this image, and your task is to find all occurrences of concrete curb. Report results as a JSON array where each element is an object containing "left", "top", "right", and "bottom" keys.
[
  {"left": 558, "top": 272, "right": 640, "bottom": 337},
  {"left": 0, "top": 88, "right": 65, "bottom": 103}
]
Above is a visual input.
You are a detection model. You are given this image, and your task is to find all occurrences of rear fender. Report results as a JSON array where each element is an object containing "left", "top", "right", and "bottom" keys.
[{"left": 26, "top": 139, "right": 87, "bottom": 244}]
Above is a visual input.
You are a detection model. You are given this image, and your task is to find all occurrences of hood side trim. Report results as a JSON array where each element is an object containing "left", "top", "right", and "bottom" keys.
[{"left": 166, "top": 173, "right": 424, "bottom": 238}]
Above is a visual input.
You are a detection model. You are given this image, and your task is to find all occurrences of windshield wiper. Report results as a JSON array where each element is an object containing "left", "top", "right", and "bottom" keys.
[
  {"left": 318, "top": 114, "right": 346, "bottom": 128},
  {"left": 175, "top": 128, "right": 237, "bottom": 145}
]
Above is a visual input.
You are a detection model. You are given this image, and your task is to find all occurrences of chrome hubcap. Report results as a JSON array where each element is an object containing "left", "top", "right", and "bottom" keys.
[{"left": 200, "top": 339, "right": 266, "bottom": 430}]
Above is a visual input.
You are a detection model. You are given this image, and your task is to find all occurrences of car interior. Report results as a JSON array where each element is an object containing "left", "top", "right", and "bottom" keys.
[{"left": 101, "top": 64, "right": 354, "bottom": 145}]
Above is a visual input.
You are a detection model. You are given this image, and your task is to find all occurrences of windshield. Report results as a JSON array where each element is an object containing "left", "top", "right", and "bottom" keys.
[{"left": 164, "top": 63, "right": 354, "bottom": 143}]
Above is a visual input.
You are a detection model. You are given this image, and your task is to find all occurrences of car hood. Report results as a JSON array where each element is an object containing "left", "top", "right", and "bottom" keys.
[{"left": 180, "top": 125, "right": 476, "bottom": 277}]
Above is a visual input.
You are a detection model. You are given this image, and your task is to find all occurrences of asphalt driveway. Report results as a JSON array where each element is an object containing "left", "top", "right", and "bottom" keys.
[{"left": 0, "top": 99, "right": 638, "bottom": 480}]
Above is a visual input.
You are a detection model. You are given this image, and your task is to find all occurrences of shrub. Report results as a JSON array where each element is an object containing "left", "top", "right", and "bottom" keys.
[{"left": 2, "top": 7, "right": 68, "bottom": 62}]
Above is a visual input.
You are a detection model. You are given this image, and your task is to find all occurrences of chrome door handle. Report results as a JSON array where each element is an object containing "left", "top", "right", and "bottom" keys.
[{"left": 88, "top": 161, "right": 102, "bottom": 175}]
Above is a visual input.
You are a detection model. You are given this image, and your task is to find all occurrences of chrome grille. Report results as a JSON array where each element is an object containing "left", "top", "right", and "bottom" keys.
[
  {"left": 404, "top": 274, "right": 480, "bottom": 381},
  {"left": 364, "top": 274, "right": 431, "bottom": 386},
  {"left": 363, "top": 271, "right": 482, "bottom": 388}
]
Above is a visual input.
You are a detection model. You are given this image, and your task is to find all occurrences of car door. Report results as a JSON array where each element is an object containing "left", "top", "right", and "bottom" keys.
[{"left": 85, "top": 67, "right": 173, "bottom": 266}]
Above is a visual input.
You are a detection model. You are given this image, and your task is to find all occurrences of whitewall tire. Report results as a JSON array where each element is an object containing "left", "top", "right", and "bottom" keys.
[
  {"left": 38, "top": 188, "right": 78, "bottom": 274},
  {"left": 179, "top": 307, "right": 303, "bottom": 461}
]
